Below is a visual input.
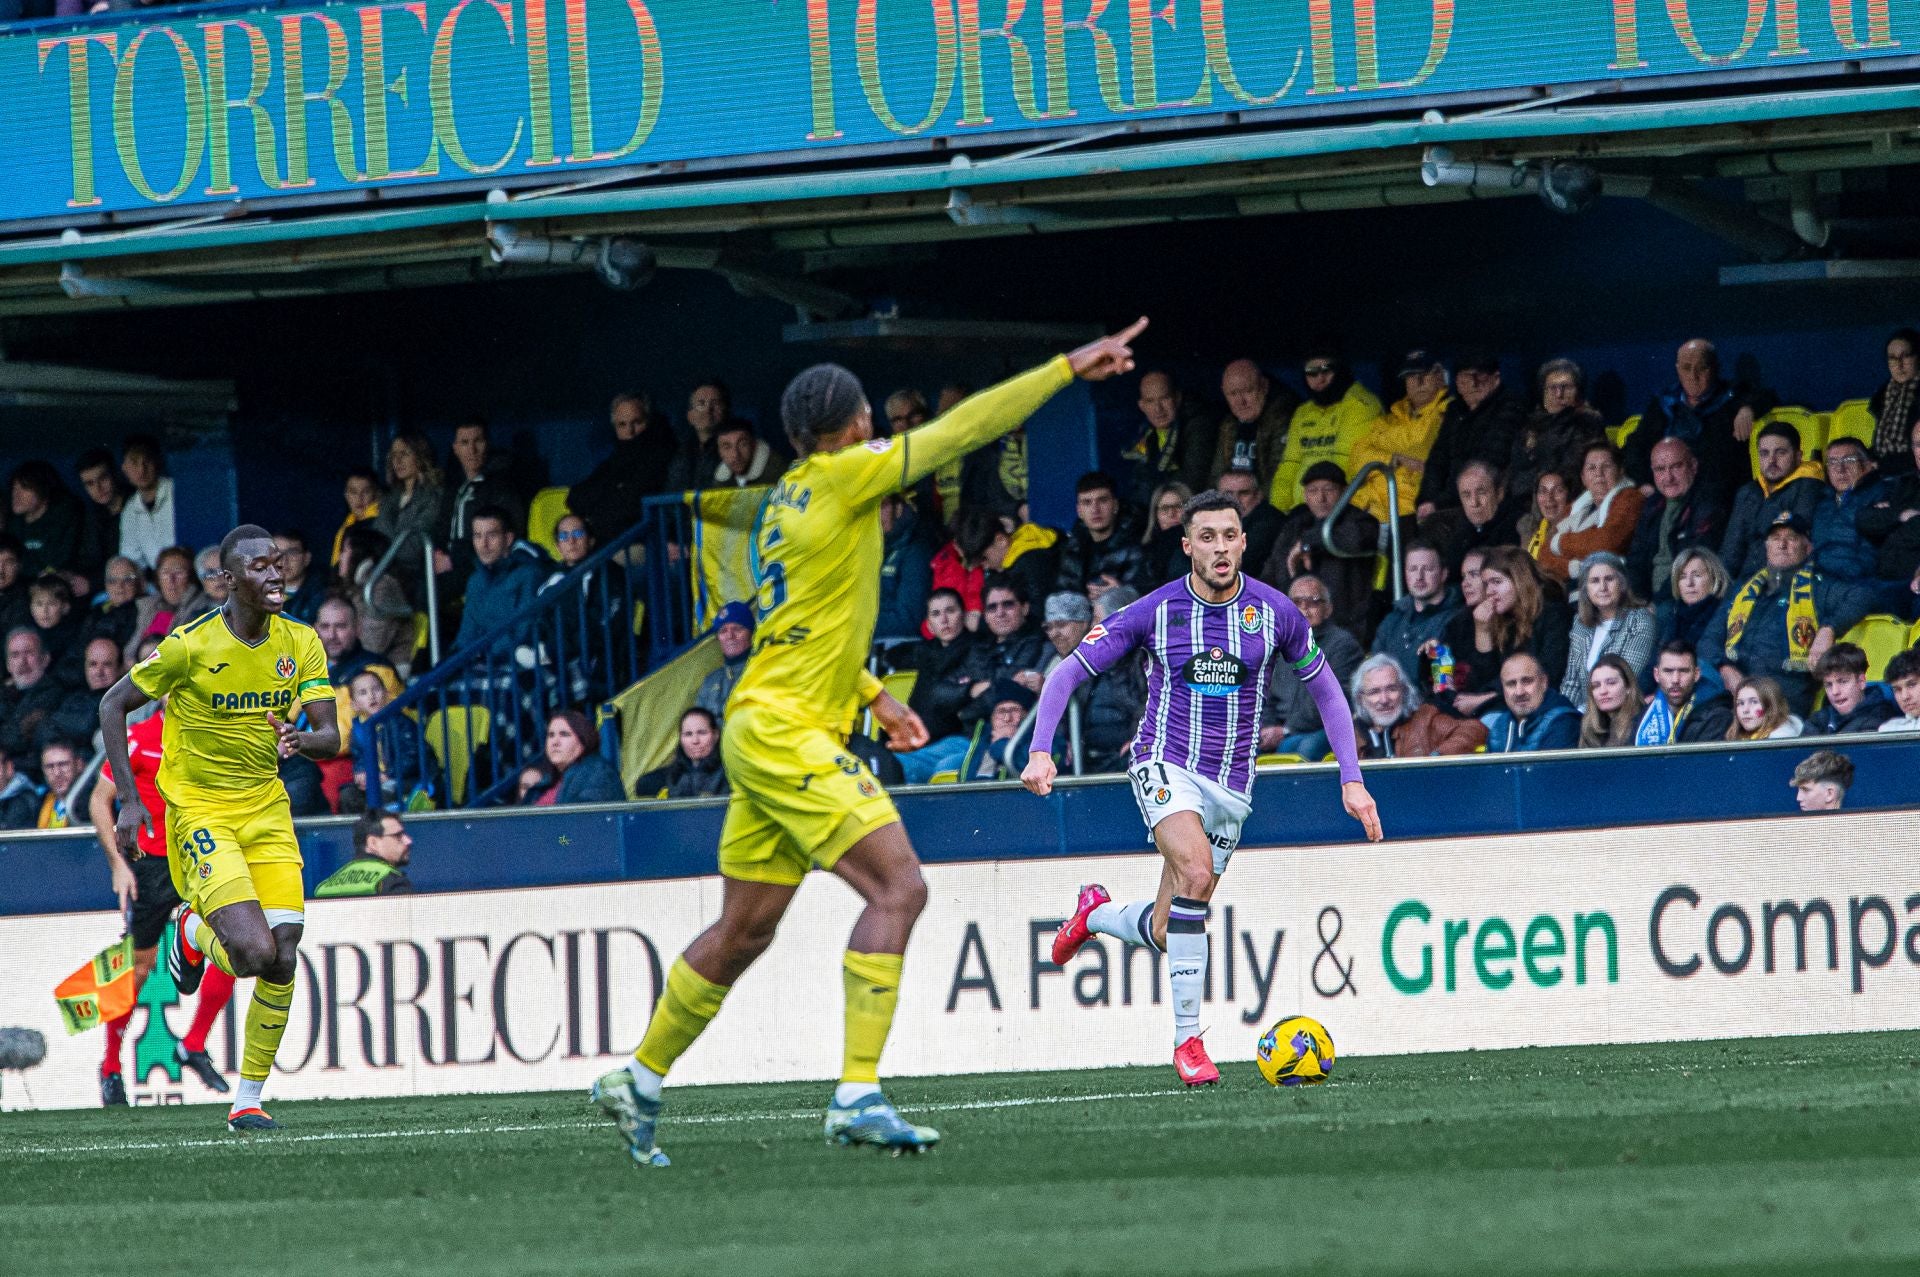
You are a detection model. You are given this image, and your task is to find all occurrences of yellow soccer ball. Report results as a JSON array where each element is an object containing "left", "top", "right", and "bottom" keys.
[{"left": 1255, "top": 1015, "right": 1335, "bottom": 1087}]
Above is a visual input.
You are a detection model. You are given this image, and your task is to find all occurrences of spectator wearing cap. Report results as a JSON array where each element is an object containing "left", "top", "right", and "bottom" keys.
[
  {"left": 1856, "top": 419, "right": 1920, "bottom": 596},
  {"left": 1055, "top": 472, "right": 1144, "bottom": 607},
  {"left": 1212, "top": 359, "right": 1298, "bottom": 491},
  {"left": 1215, "top": 469, "right": 1285, "bottom": 581},
  {"left": 1626, "top": 437, "right": 1728, "bottom": 602},
  {"left": 1480, "top": 652, "right": 1580, "bottom": 752},
  {"left": 1560, "top": 552, "right": 1656, "bottom": 709},
  {"left": 1258, "top": 574, "right": 1365, "bottom": 759},
  {"left": 1698, "top": 511, "right": 1879, "bottom": 716},
  {"left": 1371, "top": 540, "right": 1461, "bottom": 680},
  {"left": 1270, "top": 346, "right": 1380, "bottom": 511},
  {"left": 876, "top": 494, "right": 932, "bottom": 641},
  {"left": 1809, "top": 435, "right": 1886, "bottom": 583},
  {"left": 1877, "top": 647, "right": 1920, "bottom": 732},
  {"left": 1259, "top": 461, "right": 1378, "bottom": 641},
  {"left": 1637, "top": 642, "right": 1733, "bottom": 745},
  {"left": 1036, "top": 592, "right": 1093, "bottom": 680},
  {"left": 1718, "top": 420, "right": 1829, "bottom": 580},
  {"left": 959, "top": 678, "right": 1043, "bottom": 782},
  {"left": 1626, "top": 338, "right": 1778, "bottom": 505},
  {"left": 1790, "top": 749, "right": 1853, "bottom": 811},
  {"left": 1805, "top": 642, "right": 1899, "bottom": 736},
  {"left": 1349, "top": 653, "right": 1485, "bottom": 758},
  {"left": 1417, "top": 350, "right": 1527, "bottom": 518},
  {"left": 1424, "top": 463, "right": 1517, "bottom": 577},
  {"left": 713, "top": 419, "right": 789, "bottom": 488},
  {"left": 1349, "top": 348, "right": 1452, "bottom": 524},
  {"left": 1536, "top": 441, "right": 1644, "bottom": 585},
  {"left": 695, "top": 600, "right": 755, "bottom": 723},
  {"left": 1122, "top": 371, "right": 1216, "bottom": 507}
]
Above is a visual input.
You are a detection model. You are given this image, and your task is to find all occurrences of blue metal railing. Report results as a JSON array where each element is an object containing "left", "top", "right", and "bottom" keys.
[{"left": 358, "top": 494, "right": 701, "bottom": 810}]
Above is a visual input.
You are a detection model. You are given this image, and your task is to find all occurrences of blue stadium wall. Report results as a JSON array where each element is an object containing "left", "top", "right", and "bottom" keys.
[
  {"left": 10, "top": 735, "right": 1917, "bottom": 919},
  {"left": 4, "top": 193, "right": 1914, "bottom": 543}
]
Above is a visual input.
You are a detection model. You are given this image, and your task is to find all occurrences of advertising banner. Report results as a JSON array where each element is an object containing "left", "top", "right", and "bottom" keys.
[
  {"left": 4, "top": 809, "right": 1916, "bottom": 1110},
  {"left": 9, "top": 0, "right": 1915, "bottom": 225}
]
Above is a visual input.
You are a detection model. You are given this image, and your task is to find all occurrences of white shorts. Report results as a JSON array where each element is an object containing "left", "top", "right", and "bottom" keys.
[{"left": 1128, "top": 759, "right": 1253, "bottom": 874}]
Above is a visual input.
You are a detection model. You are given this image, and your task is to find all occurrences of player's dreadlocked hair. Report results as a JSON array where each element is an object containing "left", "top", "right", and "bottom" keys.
[
  {"left": 780, "top": 363, "right": 867, "bottom": 454},
  {"left": 219, "top": 523, "right": 275, "bottom": 571}
]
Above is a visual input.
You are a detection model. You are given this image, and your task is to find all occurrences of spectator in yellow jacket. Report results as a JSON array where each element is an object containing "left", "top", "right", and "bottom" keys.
[
  {"left": 1269, "top": 348, "right": 1381, "bottom": 511},
  {"left": 1350, "top": 349, "right": 1454, "bottom": 523}
]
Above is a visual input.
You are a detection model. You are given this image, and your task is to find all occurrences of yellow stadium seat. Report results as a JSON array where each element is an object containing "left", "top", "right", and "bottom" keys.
[
  {"left": 1842, "top": 615, "right": 1912, "bottom": 681},
  {"left": 527, "top": 486, "right": 572, "bottom": 558},
  {"left": 1912, "top": 618, "right": 1920, "bottom": 649},
  {"left": 1256, "top": 753, "right": 1305, "bottom": 767},
  {"left": 1827, "top": 399, "right": 1876, "bottom": 452},
  {"left": 883, "top": 670, "right": 918, "bottom": 704},
  {"left": 1607, "top": 415, "right": 1641, "bottom": 449},
  {"left": 928, "top": 769, "right": 959, "bottom": 784},
  {"left": 423, "top": 705, "right": 491, "bottom": 806},
  {"left": 1750, "top": 407, "right": 1825, "bottom": 479}
]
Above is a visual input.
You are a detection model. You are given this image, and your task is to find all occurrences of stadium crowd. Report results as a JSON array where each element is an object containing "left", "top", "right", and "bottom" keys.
[{"left": 4, "top": 334, "right": 1918, "bottom": 826}]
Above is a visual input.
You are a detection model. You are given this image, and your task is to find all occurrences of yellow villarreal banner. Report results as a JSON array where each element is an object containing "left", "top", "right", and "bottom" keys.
[
  {"left": 687, "top": 486, "right": 769, "bottom": 633},
  {"left": 53, "top": 935, "right": 137, "bottom": 1034}
]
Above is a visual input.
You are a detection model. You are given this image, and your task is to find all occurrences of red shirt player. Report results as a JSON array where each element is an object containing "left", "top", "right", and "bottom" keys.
[{"left": 92, "top": 708, "right": 238, "bottom": 1105}]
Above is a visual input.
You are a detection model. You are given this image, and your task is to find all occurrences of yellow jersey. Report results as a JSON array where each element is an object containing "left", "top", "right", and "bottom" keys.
[
  {"left": 129, "top": 609, "right": 333, "bottom": 807},
  {"left": 731, "top": 357, "right": 1074, "bottom": 735}
]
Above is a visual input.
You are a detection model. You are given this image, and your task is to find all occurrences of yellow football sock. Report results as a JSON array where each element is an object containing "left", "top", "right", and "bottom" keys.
[
  {"left": 633, "top": 958, "right": 729, "bottom": 1078},
  {"left": 240, "top": 976, "right": 295, "bottom": 1083},
  {"left": 190, "top": 915, "right": 236, "bottom": 978},
  {"left": 841, "top": 950, "right": 904, "bottom": 1086}
]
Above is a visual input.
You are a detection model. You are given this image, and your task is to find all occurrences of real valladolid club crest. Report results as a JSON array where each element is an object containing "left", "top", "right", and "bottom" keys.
[
  {"left": 276, "top": 655, "right": 296, "bottom": 678},
  {"left": 1239, "top": 604, "right": 1261, "bottom": 633}
]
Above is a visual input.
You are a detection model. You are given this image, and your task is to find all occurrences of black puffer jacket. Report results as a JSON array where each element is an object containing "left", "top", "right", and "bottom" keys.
[{"left": 902, "top": 632, "right": 980, "bottom": 741}]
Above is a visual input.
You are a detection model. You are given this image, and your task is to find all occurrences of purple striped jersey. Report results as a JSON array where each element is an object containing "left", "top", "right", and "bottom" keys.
[{"left": 1072, "top": 574, "right": 1322, "bottom": 796}]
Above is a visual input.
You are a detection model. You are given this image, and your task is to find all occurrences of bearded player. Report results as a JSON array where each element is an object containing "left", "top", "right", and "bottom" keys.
[
  {"left": 1023, "top": 488, "right": 1383, "bottom": 1085},
  {"left": 591, "top": 319, "right": 1148, "bottom": 1167},
  {"left": 99, "top": 525, "right": 337, "bottom": 1131}
]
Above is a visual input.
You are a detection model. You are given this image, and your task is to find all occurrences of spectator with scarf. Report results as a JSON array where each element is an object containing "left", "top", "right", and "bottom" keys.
[
  {"left": 1637, "top": 641, "right": 1734, "bottom": 745},
  {"left": 1864, "top": 327, "right": 1920, "bottom": 477},
  {"left": 1537, "top": 442, "right": 1644, "bottom": 584},
  {"left": 1698, "top": 511, "right": 1879, "bottom": 715},
  {"left": 1121, "top": 372, "right": 1215, "bottom": 506},
  {"left": 1520, "top": 469, "right": 1575, "bottom": 578}
]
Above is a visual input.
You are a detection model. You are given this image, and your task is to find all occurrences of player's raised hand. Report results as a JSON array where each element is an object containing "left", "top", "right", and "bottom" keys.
[
  {"left": 113, "top": 797, "right": 151, "bottom": 860},
  {"left": 1021, "top": 751, "right": 1057, "bottom": 797},
  {"left": 1342, "top": 780, "right": 1384, "bottom": 842},
  {"left": 1067, "top": 317, "right": 1148, "bottom": 382},
  {"left": 871, "top": 691, "right": 930, "bottom": 752},
  {"left": 266, "top": 711, "right": 302, "bottom": 759}
]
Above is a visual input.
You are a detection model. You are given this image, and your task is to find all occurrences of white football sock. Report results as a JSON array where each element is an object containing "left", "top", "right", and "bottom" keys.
[
  {"left": 230, "top": 1077, "right": 265, "bottom": 1116},
  {"left": 833, "top": 1081, "right": 879, "bottom": 1106},
  {"left": 628, "top": 1062, "right": 664, "bottom": 1103},
  {"left": 1088, "top": 899, "right": 1158, "bottom": 950},
  {"left": 1166, "top": 897, "right": 1210, "bottom": 1045}
]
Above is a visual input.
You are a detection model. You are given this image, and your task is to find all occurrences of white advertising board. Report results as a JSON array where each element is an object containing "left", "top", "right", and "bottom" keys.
[{"left": 5, "top": 809, "right": 1917, "bottom": 1110}]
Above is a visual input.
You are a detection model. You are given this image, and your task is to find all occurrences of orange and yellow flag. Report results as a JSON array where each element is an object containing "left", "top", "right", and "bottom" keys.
[{"left": 54, "top": 936, "right": 137, "bottom": 1034}]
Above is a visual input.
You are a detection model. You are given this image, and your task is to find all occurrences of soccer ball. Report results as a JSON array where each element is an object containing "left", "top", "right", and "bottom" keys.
[{"left": 1255, "top": 1015, "right": 1335, "bottom": 1087}]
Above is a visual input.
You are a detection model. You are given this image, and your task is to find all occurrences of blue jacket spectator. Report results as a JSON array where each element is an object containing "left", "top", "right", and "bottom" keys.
[
  {"left": 1480, "top": 652, "right": 1580, "bottom": 751},
  {"left": 1370, "top": 543, "right": 1460, "bottom": 680},
  {"left": 876, "top": 496, "right": 932, "bottom": 640},
  {"left": 1698, "top": 513, "right": 1880, "bottom": 716},
  {"left": 696, "top": 601, "right": 755, "bottom": 723},
  {"left": 454, "top": 507, "right": 546, "bottom": 652},
  {"left": 1809, "top": 437, "right": 1886, "bottom": 581},
  {"left": 522, "top": 710, "right": 626, "bottom": 805}
]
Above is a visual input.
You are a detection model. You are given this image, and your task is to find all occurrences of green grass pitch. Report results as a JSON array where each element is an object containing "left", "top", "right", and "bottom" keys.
[{"left": 6, "top": 1032, "right": 1919, "bottom": 1275}]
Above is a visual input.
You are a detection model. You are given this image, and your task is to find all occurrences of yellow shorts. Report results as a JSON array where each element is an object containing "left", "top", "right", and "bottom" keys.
[
  {"left": 717, "top": 704, "right": 900, "bottom": 886},
  {"left": 163, "top": 790, "right": 306, "bottom": 927}
]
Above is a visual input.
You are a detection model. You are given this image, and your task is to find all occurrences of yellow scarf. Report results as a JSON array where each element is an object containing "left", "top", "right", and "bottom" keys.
[
  {"left": 1525, "top": 516, "right": 1549, "bottom": 561},
  {"left": 1723, "top": 567, "right": 1819, "bottom": 666}
]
